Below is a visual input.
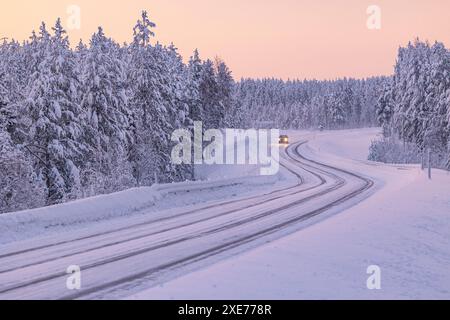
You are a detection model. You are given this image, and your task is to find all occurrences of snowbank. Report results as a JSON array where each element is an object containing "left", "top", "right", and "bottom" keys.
[
  {"left": 0, "top": 163, "right": 292, "bottom": 245},
  {"left": 0, "top": 186, "right": 162, "bottom": 243}
]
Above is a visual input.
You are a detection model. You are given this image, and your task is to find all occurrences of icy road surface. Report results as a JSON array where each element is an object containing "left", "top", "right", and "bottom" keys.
[
  {"left": 130, "top": 129, "right": 450, "bottom": 300},
  {"left": 0, "top": 130, "right": 378, "bottom": 299}
]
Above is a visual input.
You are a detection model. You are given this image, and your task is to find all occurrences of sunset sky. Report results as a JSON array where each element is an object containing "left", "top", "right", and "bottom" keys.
[{"left": 1, "top": 0, "right": 449, "bottom": 80}]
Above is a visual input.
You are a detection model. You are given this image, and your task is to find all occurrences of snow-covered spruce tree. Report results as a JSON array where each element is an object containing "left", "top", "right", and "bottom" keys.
[
  {"left": 199, "top": 59, "right": 222, "bottom": 130},
  {"left": 425, "top": 42, "right": 450, "bottom": 155},
  {"left": 187, "top": 49, "right": 203, "bottom": 123},
  {"left": 0, "top": 74, "right": 46, "bottom": 213},
  {"left": 132, "top": 10, "right": 155, "bottom": 47},
  {"left": 233, "top": 80, "right": 253, "bottom": 128},
  {"left": 0, "top": 40, "right": 27, "bottom": 115},
  {"left": 392, "top": 40, "right": 431, "bottom": 147},
  {"left": 79, "top": 27, "right": 133, "bottom": 195},
  {"left": 23, "top": 20, "right": 86, "bottom": 204},
  {"left": 128, "top": 11, "right": 180, "bottom": 185},
  {"left": 0, "top": 131, "right": 47, "bottom": 214},
  {"left": 227, "top": 88, "right": 243, "bottom": 129},
  {"left": 0, "top": 39, "right": 36, "bottom": 147},
  {"left": 0, "top": 66, "right": 16, "bottom": 138},
  {"left": 376, "top": 79, "right": 395, "bottom": 136},
  {"left": 215, "top": 58, "right": 237, "bottom": 128},
  {"left": 164, "top": 44, "right": 195, "bottom": 181},
  {"left": 327, "top": 92, "right": 346, "bottom": 129}
]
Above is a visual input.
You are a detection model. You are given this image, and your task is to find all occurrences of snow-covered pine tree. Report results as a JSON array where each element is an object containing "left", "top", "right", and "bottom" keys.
[
  {"left": 376, "top": 79, "right": 395, "bottom": 136},
  {"left": 0, "top": 130, "right": 47, "bottom": 214},
  {"left": 79, "top": 27, "right": 133, "bottom": 195},
  {"left": 129, "top": 11, "right": 176, "bottom": 185},
  {"left": 199, "top": 59, "right": 222, "bottom": 130},
  {"left": 328, "top": 90, "right": 347, "bottom": 129},
  {"left": 24, "top": 20, "right": 86, "bottom": 204},
  {"left": 0, "top": 73, "right": 46, "bottom": 213},
  {"left": 187, "top": 49, "right": 203, "bottom": 123},
  {"left": 393, "top": 40, "right": 430, "bottom": 146},
  {"left": 133, "top": 11, "right": 156, "bottom": 47},
  {"left": 425, "top": 42, "right": 450, "bottom": 154},
  {"left": 215, "top": 58, "right": 236, "bottom": 128},
  {"left": 227, "top": 88, "right": 243, "bottom": 129},
  {"left": 164, "top": 44, "right": 195, "bottom": 181}
]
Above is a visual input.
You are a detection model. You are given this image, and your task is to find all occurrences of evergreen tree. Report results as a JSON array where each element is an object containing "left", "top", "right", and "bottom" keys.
[
  {"left": 376, "top": 80, "right": 394, "bottom": 136},
  {"left": 0, "top": 73, "right": 46, "bottom": 213},
  {"left": 24, "top": 20, "right": 85, "bottom": 204},
  {"left": 132, "top": 11, "right": 156, "bottom": 47},
  {"left": 187, "top": 49, "right": 203, "bottom": 122},
  {"left": 129, "top": 12, "right": 175, "bottom": 185},
  {"left": 215, "top": 58, "right": 235, "bottom": 128},
  {"left": 199, "top": 59, "right": 221, "bottom": 129},
  {"left": 79, "top": 27, "right": 133, "bottom": 194}
]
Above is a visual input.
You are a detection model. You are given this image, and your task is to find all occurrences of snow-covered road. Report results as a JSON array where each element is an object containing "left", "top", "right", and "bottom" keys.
[
  {"left": 0, "top": 133, "right": 377, "bottom": 300},
  {"left": 131, "top": 129, "right": 450, "bottom": 300}
]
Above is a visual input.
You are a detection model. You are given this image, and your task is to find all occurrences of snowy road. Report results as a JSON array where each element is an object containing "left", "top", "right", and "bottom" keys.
[{"left": 0, "top": 137, "right": 375, "bottom": 300}]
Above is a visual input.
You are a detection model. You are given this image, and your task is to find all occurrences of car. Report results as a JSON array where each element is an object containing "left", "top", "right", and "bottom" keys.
[{"left": 279, "top": 135, "right": 289, "bottom": 144}]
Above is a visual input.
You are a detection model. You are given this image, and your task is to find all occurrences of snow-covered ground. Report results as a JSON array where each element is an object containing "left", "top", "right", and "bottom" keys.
[
  {"left": 128, "top": 128, "right": 450, "bottom": 300},
  {"left": 0, "top": 128, "right": 371, "bottom": 299},
  {"left": 0, "top": 137, "right": 295, "bottom": 245},
  {"left": 1, "top": 128, "right": 448, "bottom": 300}
]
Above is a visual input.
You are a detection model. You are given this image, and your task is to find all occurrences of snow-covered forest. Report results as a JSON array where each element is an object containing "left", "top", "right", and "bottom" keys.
[
  {"left": 236, "top": 77, "right": 387, "bottom": 129},
  {"left": 0, "top": 12, "right": 235, "bottom": 213},
  {"left": 1, "top": 11, "right": 449, "bottom": 215},
  {"left": 371, "top": 39, "right": 450, "bottom": 169}
]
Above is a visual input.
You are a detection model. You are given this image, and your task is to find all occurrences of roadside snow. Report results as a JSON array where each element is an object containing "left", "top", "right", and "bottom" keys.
[
  {"left": 128, "top": 128, "right": 450, "bottom": 300},
  {"left": 0, "top": 139, "right": 295, "bottom": 245},
  {"left": 0, "top": 186, "right": 161, "bottom": 244},
  {"left": 305, "top": 128, "right": 383, "bottom": 160}
]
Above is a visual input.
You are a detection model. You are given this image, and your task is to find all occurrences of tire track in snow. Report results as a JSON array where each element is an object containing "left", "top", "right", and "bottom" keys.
[{"left": 0, "top": 140, "right": 374, "bottom": 299}]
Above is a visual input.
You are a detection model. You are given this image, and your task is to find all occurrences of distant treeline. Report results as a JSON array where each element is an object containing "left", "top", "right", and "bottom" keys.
[{"left": 235, "top": 77, "right": 387, "bottom": 129}]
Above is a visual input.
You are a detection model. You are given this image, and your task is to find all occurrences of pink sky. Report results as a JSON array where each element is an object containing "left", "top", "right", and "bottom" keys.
[{"left": 1, "top": 0, "right": 449, "bottom": 80}]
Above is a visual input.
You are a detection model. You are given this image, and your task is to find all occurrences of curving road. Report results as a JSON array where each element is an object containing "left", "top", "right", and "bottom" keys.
[{"left": 0, "top": 139, "right": 374, "bottom": 300}]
